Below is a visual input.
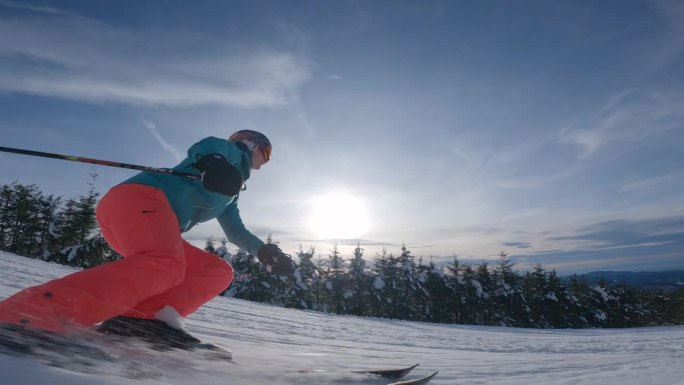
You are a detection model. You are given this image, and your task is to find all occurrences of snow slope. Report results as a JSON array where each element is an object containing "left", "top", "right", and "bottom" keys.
[{"left": 1, "top": 251, "right": 683, "bottom": 385}]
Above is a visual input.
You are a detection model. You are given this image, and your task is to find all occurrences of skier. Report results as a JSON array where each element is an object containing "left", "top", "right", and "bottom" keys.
[{"left": 0, "top": 130, "right": 295, "bottom": 346}]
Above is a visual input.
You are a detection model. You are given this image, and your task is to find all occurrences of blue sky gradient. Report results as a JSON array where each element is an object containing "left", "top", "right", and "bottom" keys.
[{"left": 1, "top": 0, "right": 683, "bottom": 274}]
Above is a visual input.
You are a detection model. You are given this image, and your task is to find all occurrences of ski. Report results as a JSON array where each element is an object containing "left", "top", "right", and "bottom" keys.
[
  {"left": 298, "top": 363, "right": 430, "bottom": 383},
  {"left": 0, "top": 323, "right": 114, "bottom": 361},
  {"left": 3, "top": 324, "right": 435, "bottom": 384},
  {"left": 96, "top": 316, "right": 233, "bottom": 361},
  {"left": 0, "top": 323, "right": 163, "bottom": 378},
  {"left": 388, "top": 371, "right": 439, "bottom": 385},
  {"left": 336, "top": 363, "right": 438, "bottom": 384},
  {"left": 355, "top": 363, "right": 420, "bottom": 380},
  {"left": 188, "top": 341, "right": 233, "bottom": 361}
]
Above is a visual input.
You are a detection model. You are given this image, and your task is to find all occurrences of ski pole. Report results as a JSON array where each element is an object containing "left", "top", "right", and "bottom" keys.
[{"left": 0, "top": 145, "right": 201, "bottom": 180}]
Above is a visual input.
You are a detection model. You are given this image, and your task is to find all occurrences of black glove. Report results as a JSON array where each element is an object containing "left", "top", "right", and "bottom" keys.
[
  {"left": 194, "top": 154, "right": 243, "bottom": 196},
  {"left": 257, "top": 244, "right": 296, "bottom": 277}
]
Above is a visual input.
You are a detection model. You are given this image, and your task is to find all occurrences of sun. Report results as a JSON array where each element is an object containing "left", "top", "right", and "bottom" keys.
[{"left": 308, "top": 192, "right": 370, "bottom": 239}]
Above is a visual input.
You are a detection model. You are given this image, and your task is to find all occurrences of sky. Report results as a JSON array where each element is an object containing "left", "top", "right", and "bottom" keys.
[{"left": 0, "top": 0, "right": 683, "bottom": 274}]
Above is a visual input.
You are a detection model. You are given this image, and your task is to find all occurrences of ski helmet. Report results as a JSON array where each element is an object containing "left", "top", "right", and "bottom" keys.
[{"left": 229, "top": 130, "right": 272, "bottom": 161}]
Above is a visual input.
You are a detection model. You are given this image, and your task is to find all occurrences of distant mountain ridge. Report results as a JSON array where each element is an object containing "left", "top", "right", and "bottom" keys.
[{"left": 567, "top": 270, "right": 684, "bottom": 291}]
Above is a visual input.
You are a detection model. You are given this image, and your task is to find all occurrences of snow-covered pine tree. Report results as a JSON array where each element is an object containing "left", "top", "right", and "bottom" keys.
[
  {"left": 394, "top": 245, "right": 425, "bottom": 321},
  {"left": 223, "top": 249, "right": 270, "bottom": 301},
  {"left": 369, "top": 248, "right": 393, "bottom": 318},
  {"left": 459, "top": 263, "right": 484, "bottom": 325},
  {"left": 319, "top": 244, "right": 347, "bottom": 314},
  {"left": 254, "top": 235, "right": 301, "bottom": 308},
  {"left": 0, "top": 184, "right": 12, "bottom": 248},
  {"left": 544, "top": 269, "right": 572, "bottom": 327},
  {"left": 35, "top": 193, "right": 61, "bottom": 260},
  {"left": 591, "top": 278, "right": 620, "bottom": 327},
  {"left": 418, "top": 258, "right": 451, "bottom": 322},
  {"left": 346, "top": 243, "right": 373, "bottom": 316},
  {"left": 647, "top": 288, "right": 677, "bottom": 326},
  {"left": 565, "top": 274, "right": 595, "bottom": 327},
  {"left": 0, "top": 184, "right": 46, "bottom": 257},
  {"left": 522, "top": 264, "right": 551, "bottom": 328},
  {"left": 491, "top": 252, "right": 523, "bottom": 326},
  {"left": 473, "top": 262, "right": 494, "bottom": 324},
  {"left": 520, "top": 265, "right": 574, "bottom": 328},
  {"left": 293, "top": 245, "right": 320, "bottom": 310},
  {"left": 47, "top": 173, "right": 109, "bottom": 267},
  {"left": 443, "top": 256, "right": 466, "bottom": 323},
  {"left": 204, "top": 236, "right": 217, "bottom": 254},
  {"left": 215, "top": 238, "right": 231, "bottom": 263},
  {"left": 671, "top": 287, "right": 684, "bottom": 324}
]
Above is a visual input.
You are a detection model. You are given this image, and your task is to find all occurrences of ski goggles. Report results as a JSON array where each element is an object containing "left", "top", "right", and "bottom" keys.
[{"left": 259, "top": 143, "right": 272, "bottom": 162}]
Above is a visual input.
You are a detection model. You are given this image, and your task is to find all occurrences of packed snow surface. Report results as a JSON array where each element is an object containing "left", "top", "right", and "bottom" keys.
[{"left": 1, "top": 251, "right": 683, "bottom": 385}]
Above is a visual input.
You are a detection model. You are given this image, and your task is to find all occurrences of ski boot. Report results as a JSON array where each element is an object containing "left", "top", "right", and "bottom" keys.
[
  {"left": 97, "top": 316, "right": 202, "bottom": 350},
  {"left": 96, "top": 316, "right": 233, "bottom": 360}
]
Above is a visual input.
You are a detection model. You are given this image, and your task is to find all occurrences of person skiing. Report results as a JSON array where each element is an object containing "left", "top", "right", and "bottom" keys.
[{"left": 0, "top": 130, "right": 295, "bottom": 345}]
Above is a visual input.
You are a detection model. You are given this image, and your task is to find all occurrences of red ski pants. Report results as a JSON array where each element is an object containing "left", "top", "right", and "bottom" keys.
[{"left": 0, "top": 184, "right": 233, "bottom": 333}]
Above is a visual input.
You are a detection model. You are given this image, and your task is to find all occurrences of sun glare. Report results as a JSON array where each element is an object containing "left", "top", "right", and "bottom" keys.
[{"left": 308, "top": 192, "right": 370, "bottom": 239}]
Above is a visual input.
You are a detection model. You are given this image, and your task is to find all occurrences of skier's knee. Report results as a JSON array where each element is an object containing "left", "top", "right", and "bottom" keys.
[
  {"left": 168, "top": 260, "right": 188, "bottom": 286},
  {"left": 146, "top": 256, "right": 188, "bottom": 286},
  {"left": 218, "top": 259, "right": 234, "bottom": 288}
]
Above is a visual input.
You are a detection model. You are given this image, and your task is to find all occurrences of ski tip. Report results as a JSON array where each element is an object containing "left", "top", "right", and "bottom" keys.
[
  {"left": 400, "top": 363, "right": 420, "bottom": 372},
  {"left": 389, "top": 371, "right": 439, "bottom": 385},
  {"left": 361, "top": 363, "right": 420, "bottom": 379}
]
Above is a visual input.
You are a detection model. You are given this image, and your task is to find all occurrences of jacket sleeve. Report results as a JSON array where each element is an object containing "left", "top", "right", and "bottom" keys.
[{"left": 217, "top": 200, "right": 265, "bottom": 255}]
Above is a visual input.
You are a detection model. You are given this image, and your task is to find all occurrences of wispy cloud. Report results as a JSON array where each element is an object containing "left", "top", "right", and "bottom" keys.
[
  {"left": 496, "top": 164, "right": 581, "bottom": 190},
  {"left": 297, "top": 238, "right": 401, "bottom": 248},
  {"left": 502, "top": 241, "right": 532, "bottom": 249},
  {"left": 515, "top": 250, "right": 684, "bottom": 274},
  {"left": 143, "top": 120, "right": 182, "bottom": 161},
  {"left": 580, "top": 24, "right": 647, "bottom": 47},
  {"left": 558, "top": 126, "right": 606, "bottom": 160},
  {"left": 0, "top": 13, "right": 312, "bottom": 107},
  {"left": 0, "top": 0, "right": 65, "bottom": 14},
  {"left": 521, "top": 255, "right": 638, "bottom": 273},
  {"left": 645, "top": 0, "right": 684, "bottom": 70},
  {"left": 497, "top": 214, "right": 684, "bottom": 272},
  {"left": 619, "top": 172, "right": 684, "bottom": 193},
  {"left": 548, "top": 216, "right": 684, "bottom": 246},
  {"left": 559, "top": 88, "right": 684, "bottom": 159}
]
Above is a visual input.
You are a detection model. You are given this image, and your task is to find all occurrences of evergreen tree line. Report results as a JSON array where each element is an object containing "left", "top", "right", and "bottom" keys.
[
  {"left": 208, "top": 238, "right": 684, "bottom": 329},
  {"left": 0, "top": 181, "right": 120, "bottom": 267},
  {"left": 2, "top": 181, "right": 682, "bottom": 328}
]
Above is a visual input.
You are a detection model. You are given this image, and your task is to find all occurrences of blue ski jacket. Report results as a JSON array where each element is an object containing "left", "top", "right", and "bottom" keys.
[{"left": 123, "top": 136, "right": 265, "bottom": 255}]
